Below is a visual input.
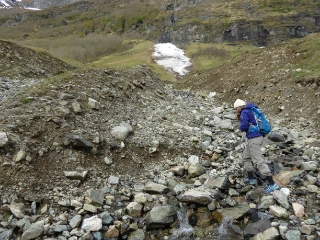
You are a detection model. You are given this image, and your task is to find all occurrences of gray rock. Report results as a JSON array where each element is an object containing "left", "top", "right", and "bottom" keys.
[
  {"left": 71, "top": 200, "right": 83, "bottom": 208},
  {"left": 173, "top": 183, "right": 186, "bottom": 195},
  {"left": 304, "top": 148, "right": 314, "bottom": 157},
  {"left": 268, "top": 132, "right": 285, "bottom": 142},
  {"left": 99, "top": 211, "right": 113, "bottom": 225},
  {"left": 111, "top": 123, "right": 133, "bottom": 140},
  {"left": 285, "top": 230, "right": 301, "bottom": 240},
  {"left": 69, "top": 215, "right": 82, "bottom": 229},
  {"left": 0, "top": 229, "right": 13, "bottom": 240},
  {"left": 30, "top": 202, "right": 36, "bottom": 215},
  {"left": 188, "top": 163, "right": 205, "bottom": 178},
  {"left": 21, "top": 220, "right": 44, "bottom": 240},
  {"left": 134, "top": 193, "right": 147, "bottom": 204},
  {"left": 83, "top": 203, "right": 97, "bottom": 213},
  {"left": 59, "top": 93, "right": 74, "bottom": 100},
  {"left": 126, "top": 202, "right": 143, "bottom": 217},
  {"left": 215, "top": 119, "right": 233, "bottom": 130},
  {"left": 228, "top": 188, "right": 239, "bottom": 196},
  {"left": 86, "top": 189, "right": 104, "bottom": 206},
  {"left": 188, "top": 155, "right": 199, "bottom": 164},
  {"left": 144, "top": 182, "right": 169, "bottom": 194},
  {"left": 207, "top": 200, "right": 217, "bottom": 211},
  {"left": 88, "top": 97, "right": 100, "bottom": 110},
  {"left": 304, "top": 219, "right": 316, "bottom": 225},
  {"left": 252, "top": 227, "right": 279, "bottom": 240},
  {"left": 299, "top": 129, "right": 311, "bottom": 138},
  {"left": 0, "top": 132, "right": 8, "bottom": 147},
  {"left": 299, "top": 225, "right": 312, "bottom": 235},
  {"left": 70, "top": 228, "right": 84, "bottom": 237},
  {"left": 170, "top": 166, "right": 185, "bottom": 176},
  {"left": 109, "top": 176, "right": 119, "bottom": 185},
  {"left": 128, "top": 229, "right": 145, "bottom": 240},
  {"left": 72, "top": 101, "right": 81, "bottom": 113},
  {"left": 9, "top": 202, "right": 25, "bottom": 219},
  {"left": 273, "top": 190, "right": 290, "bottom": 209},
  {"left": 81, "top": 215, "right": 102, "bottom": 232},
  {"left": 53, "top": 225, "right": 68, "bottom": 233},
  {"left": 181, "top": 190, "right": 212, "bottom": 205},
  {"left": 103, "top": 156, "right": 113, "bottom": 165},
  {"left": 64, "top": 135, "right": 93, "bottom": 149},
  {"left": 301, "top": 161, "right": 318, "bottom": 171},
  {"left": 146, "top": 205, "right": 176, "bottom": 229},
  {"left": 244, "top": 219, "right": 271, "bottom": 239},
  {"left": 14, "top": 150, "right": 26, "bottom": 162},
  {"left": 58, "top": 199, "right": 71, "bottom": 207},
  {"left": 279, "top": 225, "right": 288, "bottom": 239},
  {"left": 224, "top": 197, "right": 237, "bottom": 207},
  {"left": 258, "top": 196, "right": 274, "bottom": 209},
  {"left": 269, "top": 205, "right": 289, "bottom": 218},
  {"left": 204, "top": 176, "right": 229, "bottom": 189},
  {"left": 213, "top": 204, "right": 250, "bottom": 222}
]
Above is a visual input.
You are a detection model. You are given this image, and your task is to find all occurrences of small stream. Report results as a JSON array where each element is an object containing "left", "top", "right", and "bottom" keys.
[
  {"left": 170, "top": 209, "right": 195, "bottom": 240},
  {"left": 170, "top": 209, "right": 244, "bottom": 240}
]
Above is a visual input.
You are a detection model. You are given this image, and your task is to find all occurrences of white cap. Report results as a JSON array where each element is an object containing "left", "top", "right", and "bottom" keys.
[{"left": 234, "top": 99, "right": 245, "bottom": 108}]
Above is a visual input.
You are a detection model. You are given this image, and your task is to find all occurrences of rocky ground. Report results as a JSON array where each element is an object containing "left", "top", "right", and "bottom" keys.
[
  {"left": 177, "top": 35, "right": 320, "bottom": 131},
  {"left": 0, "top": 41, "right": 319, "bottom": 240}
]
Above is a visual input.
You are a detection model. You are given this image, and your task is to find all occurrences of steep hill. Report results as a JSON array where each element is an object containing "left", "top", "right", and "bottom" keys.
[
  {"left": 178, "top": 33, "right": 320, "bottom": 130},
  {"left": 0, "top": 40, "right": 74, "bottom": 79}
]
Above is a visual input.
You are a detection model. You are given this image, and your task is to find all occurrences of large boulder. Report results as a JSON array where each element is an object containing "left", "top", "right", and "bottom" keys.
[
  {"left": 146, "top": 205, "right": 176, "bottom": 229},
  {"left": 144, "top": 182, "right": 169, "bottom": 194},
  {"left": 181, "top": 190, "right": 212, "bottom": 205}
]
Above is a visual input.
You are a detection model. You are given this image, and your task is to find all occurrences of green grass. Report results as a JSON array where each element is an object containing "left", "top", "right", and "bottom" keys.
[
  {"left": 20, "top": 70, "right": 75, "bottom": 98},
  {"left": 91, "top": 40, "right": 177, "bottom": 82},
  {"left": 289, "top": 33, "right": 320, "bottom": 80},
  {"left": 184, "top": 42, "right": 258, "bottom": 72},
  {"left": 17, "top": 34, "right": 131, "bottom": 64},
  {"left": 91, "top": 40, "right": 259, "bottom": 81}
]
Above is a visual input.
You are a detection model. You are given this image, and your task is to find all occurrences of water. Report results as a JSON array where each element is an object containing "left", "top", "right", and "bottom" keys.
[
  {"left": 170, "top": 209, "right": 195, "bottom": 240},
  {"left": 217, "top": 218, "right": 243, "bottom": 240}
]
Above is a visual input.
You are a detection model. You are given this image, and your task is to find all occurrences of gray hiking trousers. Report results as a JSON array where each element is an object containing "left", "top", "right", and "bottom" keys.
[{"left": 243, "top": 136, "right": 272, "bottom": 176}]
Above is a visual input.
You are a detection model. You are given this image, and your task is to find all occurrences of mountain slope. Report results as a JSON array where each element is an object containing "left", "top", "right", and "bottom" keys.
[
  {"left": 177, "top": 33, "right": 320, "bottom": 129},
  {"left": 0, "top": 0, "right": 319, "bottom": 46},
  {"left": 0, "top": 40, "right": 75, "bottom": 79}
]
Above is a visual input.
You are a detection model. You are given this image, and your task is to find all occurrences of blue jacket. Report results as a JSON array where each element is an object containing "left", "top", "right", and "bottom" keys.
[{"left": 239, "top": 102, "right": 262, "bottom": 139}]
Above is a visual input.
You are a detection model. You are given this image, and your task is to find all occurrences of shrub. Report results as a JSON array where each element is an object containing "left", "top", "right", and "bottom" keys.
[{"left": 191, "top": 46, "right": 229, "bottom": 59}]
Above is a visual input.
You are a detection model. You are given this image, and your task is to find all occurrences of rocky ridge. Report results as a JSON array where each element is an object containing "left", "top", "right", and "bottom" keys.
[{"left": 0, "top": 62, "right": 319, "bottom": 239}]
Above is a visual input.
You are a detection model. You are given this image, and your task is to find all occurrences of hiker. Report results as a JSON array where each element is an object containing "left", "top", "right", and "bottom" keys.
[{"left": 234, "top": 99, "right": 280, "bottom": 194}]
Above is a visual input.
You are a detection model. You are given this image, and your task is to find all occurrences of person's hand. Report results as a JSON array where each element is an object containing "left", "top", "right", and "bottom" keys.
[{"left": 241, "top": 132, "right": 247, "bottom": 142}]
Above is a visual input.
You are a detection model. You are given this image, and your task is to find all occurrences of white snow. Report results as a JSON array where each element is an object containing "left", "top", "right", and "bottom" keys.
[
  {"left": 152, "top": 43, "right": 192, "bottom": 77},
  {"left": 0, "top": 0, "right": 40, "bottom": 10},
  {"left": 0, "top": 0, "right": 10, "bottom": 7},
  {"left": 24, "top": 7, "right": 41, "bottom": 10}
]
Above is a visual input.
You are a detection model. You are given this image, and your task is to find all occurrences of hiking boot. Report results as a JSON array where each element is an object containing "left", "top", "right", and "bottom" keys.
[
  {"left": 262, "top": 183, "right": 280, "bottom": 194},
  {"left": 243, "top": 178, "right": 257, "bottom": 186}
]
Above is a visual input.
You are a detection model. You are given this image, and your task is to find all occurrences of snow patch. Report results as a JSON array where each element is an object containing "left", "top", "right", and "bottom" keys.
[{"left": 152, "top": 43, "right": 192, "bottom": 77}]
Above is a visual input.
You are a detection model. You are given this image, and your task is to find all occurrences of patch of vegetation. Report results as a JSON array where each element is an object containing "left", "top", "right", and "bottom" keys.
[
  {"left": 21, "top": 70, "right": 75, "bottom": 98},
  {"left": 289, "top": 33, "right": 320, "bottom": 80},
  {"left": 184, "top": 42, "right": 258, "bottom": 72},
  {"left": 20, "top": 97, "right": 31, "bottom": 104},
  {"left": 17, "top": 34, "right": 132, "bottom": 63},
  {"left": 91, "top": 40, "right": 177, "bottom": 82}
]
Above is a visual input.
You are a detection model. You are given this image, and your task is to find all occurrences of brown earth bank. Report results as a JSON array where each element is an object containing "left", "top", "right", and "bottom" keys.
[{"left": 0, "top": 40, "right": 75, "bottom": 79}]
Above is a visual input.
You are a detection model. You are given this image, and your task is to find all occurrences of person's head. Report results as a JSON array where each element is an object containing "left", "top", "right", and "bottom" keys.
[{"left": 234, "top": 99, "right": 246, "bottom": 112}]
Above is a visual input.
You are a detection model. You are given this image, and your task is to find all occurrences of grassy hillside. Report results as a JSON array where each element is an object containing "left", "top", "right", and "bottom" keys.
[{"left": 0, "top": 0, "right": 319, "bottom": 42}]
